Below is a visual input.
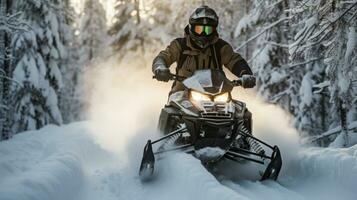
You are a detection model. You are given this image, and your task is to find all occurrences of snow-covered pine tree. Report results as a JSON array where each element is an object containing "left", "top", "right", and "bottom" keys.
[
  {"left": 11, "top": 0, "right": 67, "bottom": 133},
  {"left": 59, "top": 0, "right": 107, "bottom": 123},
  {"left": 148, "top": 0, "right": 195, "bottom": 43},
  {"left": 289, "top": 0, "right": 329, "bottom": 136},
  {"left": 58, "top": 0, "right": 84, "bottom": 123},
  {"left": 235, "top": 0, "right": 291, "bottom": 110},
  {"left": 232, "top": 0, "right": 253, "bottom": 59},
  {"left": 324, "top": 0, "right": 357, "bottom": 146},
  {"left": 79, "top": 0, "right": 107, "bottom": 64},
  {"left": 0, "top": 0, "right": 28, "bottom": 139},
  {"left": 109, "top": 0, "right": 143, "bottom": 57}
]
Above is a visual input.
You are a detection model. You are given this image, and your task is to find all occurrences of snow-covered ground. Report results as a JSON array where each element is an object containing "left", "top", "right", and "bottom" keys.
[
  {"left": 1, "top": 66, "right": 356, "bottom": 200},
  {"left": 1, "top": 122, "right": 357, "bottom": 200}
]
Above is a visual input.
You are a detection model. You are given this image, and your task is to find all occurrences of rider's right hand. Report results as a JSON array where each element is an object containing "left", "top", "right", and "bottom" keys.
[
  {"left": 154, "top": 67, "right": 171, "bottom": 82},
  {"left": 241, "top": 75, "right": 256, "bottom": 88}
]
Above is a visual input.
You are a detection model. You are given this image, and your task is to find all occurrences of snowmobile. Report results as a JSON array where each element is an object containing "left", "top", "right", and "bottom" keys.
[{"left": 139, "top": 69, "right": 282, "bottom": 181}]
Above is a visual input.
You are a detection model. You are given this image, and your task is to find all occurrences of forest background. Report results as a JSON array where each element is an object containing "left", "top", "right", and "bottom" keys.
[{"left": 0, "top": 0, "right": 356, "bottom": 147}]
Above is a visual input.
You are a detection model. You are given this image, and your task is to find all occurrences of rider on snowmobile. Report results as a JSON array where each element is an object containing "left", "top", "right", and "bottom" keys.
[
  {"left": 141, "top": 7, "right": 282, "bottom": 180},
  {"left": 152, "top": 5, "right": 256, "bottom": 95}
]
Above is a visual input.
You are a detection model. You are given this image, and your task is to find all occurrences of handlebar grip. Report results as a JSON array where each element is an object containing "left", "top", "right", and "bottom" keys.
[
  {"left": 232, "top": 79, "right": 243, "bottom": 86},
  {"left": 152, "top": 74, "right": 173, "bottom": 80},
  {"left": 153, "top": 73, "right": 184, "bottom": 81}
]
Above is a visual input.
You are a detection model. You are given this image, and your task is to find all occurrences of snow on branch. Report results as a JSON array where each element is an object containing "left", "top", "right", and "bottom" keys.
[
  {"left": 310, "top": 1, "right": 357, "bottom": 41},
  {"left": 270, "top": 90, "right": 288, "bottom": 103},
  {"left": 308, "top": 121, "right": 357, "bottom": 145},
  {"left": 247, "top": 45, "right": 267, "bottom": 64},
  {"left": 312, "top": 80, "right": 330, "bottom": 94},
  {"left": 294, "top": 0, "right": 314, "bottom": 10},
  {"left": 0, "top": 12, "right": 29, "bottom": 33},
  {"left": 348, "top": 7, "right": 357, "bottom": 22},
  {"left": 286, "top": 57, "right": 324, "bottom": 69},
  {"left": 264, "top": 41, "right": 289, "bottom": 48},
  {"left": 0, "top": 75, "right": 24, "bottom": 88},
  {"left": 0, "top": 104, "right": 9, "bottom": 111},
  {"left": 235, "top": 16, "right": 291, "bottom": 51}
]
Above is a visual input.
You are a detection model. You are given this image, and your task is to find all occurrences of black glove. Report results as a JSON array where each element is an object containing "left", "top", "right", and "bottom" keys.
[
  {"left": 154, "top": 67, "right": 171, "bottom": 82},
  {"left": 241, "top": 75, "right": 256, "bottom": 88}
]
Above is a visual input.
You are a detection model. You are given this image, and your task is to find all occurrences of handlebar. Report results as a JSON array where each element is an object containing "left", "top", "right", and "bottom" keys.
[
  {"left": 153, "top": 73, "right": 243, "bottom": 87},
  {"left": 152, "top": 73, "right": 186, "bottom": 82}
]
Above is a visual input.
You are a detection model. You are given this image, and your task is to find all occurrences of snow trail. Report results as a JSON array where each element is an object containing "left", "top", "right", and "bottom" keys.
[
  {"left": 0, "top": 123, "right": 112, "bottom": 200},
  {"left": 1, "top": 123, "right": 357, "bottom": 200}
]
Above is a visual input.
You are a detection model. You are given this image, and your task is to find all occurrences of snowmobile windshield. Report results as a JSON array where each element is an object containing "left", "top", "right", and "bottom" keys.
[{"left": 183, "top": 69, "right": 234, "bottom": 95}]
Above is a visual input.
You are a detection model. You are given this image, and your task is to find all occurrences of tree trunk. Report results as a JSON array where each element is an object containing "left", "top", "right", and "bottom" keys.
[
  {"left": 243, "top": 0, "right": 250, "bottom": 59},
  {"left": 134, "top": 0, "right": 144, "bottom": 54},
  {"left": 1, "top": 0, "right": 13, "bottom": 140},
  {"left": 339, "top": 99, "right": 349, "bottom": 146},
  {"left": 0, "top": 0, "right": 7, "bottom": 140},
  {"left": 0, "top": 3, "right": 4, "bottom": 141}
]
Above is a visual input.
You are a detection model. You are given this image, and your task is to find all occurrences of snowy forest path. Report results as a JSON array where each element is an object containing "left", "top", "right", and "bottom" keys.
[{"left": 1, "top": 122, "right": 357, "bottom": 200}]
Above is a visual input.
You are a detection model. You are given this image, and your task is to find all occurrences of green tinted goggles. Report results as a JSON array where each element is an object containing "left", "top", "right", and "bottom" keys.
[{"left": 194, "top": 25, "right": 215, "bottom": 35}]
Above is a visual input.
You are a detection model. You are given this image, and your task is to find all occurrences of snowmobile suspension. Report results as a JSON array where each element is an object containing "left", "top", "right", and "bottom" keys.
[
  {"left": 151, "top": 126, "right": 187, "bottom": 144},
  {"left": 155, "top": 144, "right": 193, "bottom": 155}
]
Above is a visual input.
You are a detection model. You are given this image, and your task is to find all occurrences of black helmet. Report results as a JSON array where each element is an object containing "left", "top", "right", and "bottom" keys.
[{"left": 189, "top": 5, "right": 219, "bottom": 49}]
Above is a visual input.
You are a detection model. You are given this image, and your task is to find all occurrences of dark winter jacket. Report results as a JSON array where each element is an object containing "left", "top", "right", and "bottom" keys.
[{"left": 152, "top": 26, "right": 252, "bottom": 93}]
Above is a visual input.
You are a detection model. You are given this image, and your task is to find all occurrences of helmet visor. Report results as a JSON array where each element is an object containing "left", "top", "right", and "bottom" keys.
[{"left": 194, "top": 25, "right": 214, "bottom": 35}]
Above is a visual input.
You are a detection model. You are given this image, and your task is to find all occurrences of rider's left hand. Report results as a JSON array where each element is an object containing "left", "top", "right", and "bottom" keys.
[
  {"left": 242, "top": 75, "right": 256, "bottom": 88},
  {"left": 154, "top": 67, "right": 171, "bottom": 82}
]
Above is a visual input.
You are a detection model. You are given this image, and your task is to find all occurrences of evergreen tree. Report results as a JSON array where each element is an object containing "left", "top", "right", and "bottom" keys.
[
  {"left": 234, "top": 0, "right": 357, "bottom": 144},
  {"left": 0, "top": 0, "right": 27, "bottom": 139},
  {"left": 109, "top": 0, "right": 142, "bottom": 54},
  {"left": 235, "top": 0, "right": 291, "bottom": 109},
  {"left": 289, "top": 0, "right": 328, "bottom": 136},
  {"left": 59, "top": 0, "right": 84, "bottom": 123},
  {"left": 79, "top": 0, "right": 107, "bottom": 64},
  {"left": 11, "top": 0, "right": 67, "bottom": 132},
  {"left": 325, "top": 1, "right": 357, "bottom": 146}
]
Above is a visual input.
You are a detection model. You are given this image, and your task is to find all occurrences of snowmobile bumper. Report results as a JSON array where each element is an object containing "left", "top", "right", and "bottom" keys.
[
  {"left": 261, "top": 146, "right": 282, "bottom": 181},
  {"left": 224, "top": 133, "right": 282, "bottom": 181},
  {"left": 139, "top": 121, "right": 282, "bottom": 181}
]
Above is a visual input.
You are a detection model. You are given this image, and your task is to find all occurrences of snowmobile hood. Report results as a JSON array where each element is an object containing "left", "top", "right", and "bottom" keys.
[{"left": 183, "top": 69, "right": 233, "bottom": 95}]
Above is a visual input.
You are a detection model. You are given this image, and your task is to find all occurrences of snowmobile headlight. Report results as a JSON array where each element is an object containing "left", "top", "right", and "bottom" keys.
[
  {"left": 190, "top": 91, "right": 211, "bottom": 102},
  {"left": 214, "top": 92, "right": 230, "bottom": 103}
]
